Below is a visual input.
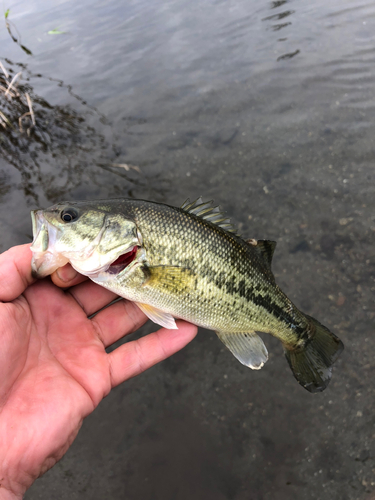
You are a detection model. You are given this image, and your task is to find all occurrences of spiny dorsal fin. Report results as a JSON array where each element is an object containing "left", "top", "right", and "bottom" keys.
[
  {"left": 246, "top": 239, "right": 276, "bottom": 268},
  {"left": 181, "top": 197, "right": 238, "bottom": 234}
]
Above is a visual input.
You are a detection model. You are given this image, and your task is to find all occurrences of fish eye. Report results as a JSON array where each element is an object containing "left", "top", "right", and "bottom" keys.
[{"left": 61, "top": 208, "right": 79, "bottom": 223}]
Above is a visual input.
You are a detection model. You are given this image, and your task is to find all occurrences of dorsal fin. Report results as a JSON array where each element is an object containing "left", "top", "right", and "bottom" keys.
[
  {"left": 246, "top": 239, "right": 277, "bottom": 267},
  {"left": 181, "top": 197, "right": 239, "bottom": 234}
]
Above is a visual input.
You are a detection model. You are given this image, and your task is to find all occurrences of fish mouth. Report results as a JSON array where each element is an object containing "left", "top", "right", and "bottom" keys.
[
  {"left": 30, "top": 210, "right": 68, "bottom": 278},
  {"left": 31, "top": 210, "right": 49, "bottom": 253}
]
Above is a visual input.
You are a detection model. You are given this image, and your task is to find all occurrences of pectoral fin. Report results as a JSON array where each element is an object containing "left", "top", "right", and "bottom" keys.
[
  {"left": 136, "top": 302, "right": 178, "bottom": 330},
  {"left": 216, "top": 331, "right": 268, "bottom": 369},
  {"left": 144, "top": 265, "right": 194, "bottom": 295}
]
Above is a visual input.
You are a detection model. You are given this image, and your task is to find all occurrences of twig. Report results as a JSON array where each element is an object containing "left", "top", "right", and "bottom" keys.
[
  {"left": 0, "top": 110, "right": 13, "bottom": 129},
  {"left": 0, "top": 114, "right": 7, "bottom": 128},
  {"left": 18, "top": 96, "right": 35, "bottom": 136},
  {"left": 0, "top": 61, "right": 9, "bottom": 81},
  {"left": 0, "top": 85, "right": 16, "bottom": 97},
  {"left": 19, "top": 111, "right": 31, "bottom": 133},
  {"left": 26, "top": 93, "right": 35, "bottom": 125},
  {"left": 110, "top": 162, "right": 142, "bottom": 173},
  {"left": 5, "top": 71, "right": 21, "bottom": 97}
]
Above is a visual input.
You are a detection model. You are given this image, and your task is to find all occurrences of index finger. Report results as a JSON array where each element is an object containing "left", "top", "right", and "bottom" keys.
[
  {"left": 0, "top": 244, "right": 35, "bottom": 302},
  {"left": 108, "top": 320, "right": 198, "bottom": 387}
]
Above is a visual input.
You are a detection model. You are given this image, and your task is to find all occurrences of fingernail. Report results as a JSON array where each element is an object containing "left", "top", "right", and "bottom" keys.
[{"left": 56, "top": 264, "right": 78, "bottom": 282}]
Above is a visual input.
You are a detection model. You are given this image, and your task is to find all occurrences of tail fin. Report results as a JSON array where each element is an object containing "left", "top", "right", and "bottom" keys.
[{"left": 284, "top": 315, "right": 344, "bottom": 393}]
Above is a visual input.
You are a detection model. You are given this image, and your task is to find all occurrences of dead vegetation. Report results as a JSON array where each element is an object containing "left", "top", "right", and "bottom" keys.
[{"left": 0, "top": 60, "right": 35, "bottom": 135}]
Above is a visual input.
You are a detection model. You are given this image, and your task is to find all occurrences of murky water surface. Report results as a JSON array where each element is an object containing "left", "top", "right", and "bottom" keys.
[{"left": 1, "top": 0, "right": 374, "bottom": 498}]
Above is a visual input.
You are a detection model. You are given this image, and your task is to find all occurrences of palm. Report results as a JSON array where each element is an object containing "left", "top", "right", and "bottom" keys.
[
  {"left": 2, "top": 281, "right": 112, "bottom": 479},
  {"left": 0, "top": 245, "right": 197, "bottom": 498}
]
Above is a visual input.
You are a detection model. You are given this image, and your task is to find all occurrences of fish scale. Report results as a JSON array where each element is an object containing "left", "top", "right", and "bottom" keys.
[
  {"left": 130, "top": 203, "right": 298, "bottom": 337},
  {"left": 30, "top": 197, "right": 344, "bottom": 392}
]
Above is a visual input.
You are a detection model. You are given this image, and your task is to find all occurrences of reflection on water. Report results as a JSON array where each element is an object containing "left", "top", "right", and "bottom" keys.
[
  {"left": 263, "top": 10, "right": 295, "bottom": 21},
  {"left": 4, "top": 10, "right": 32, "bottom": 55},
  {"left": 277, "top": 49, "right": 300, "bottom": 61},
  {"left": 262, "top": 0, "right": 298, "bottom": 59},
  {"left": 271, "top": 0, "right": 288, "bottom": 7}
]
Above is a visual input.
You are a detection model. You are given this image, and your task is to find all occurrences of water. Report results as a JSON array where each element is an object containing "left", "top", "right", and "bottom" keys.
[{"left": 1, "top": 0, "right": 374, "bottom": 498}]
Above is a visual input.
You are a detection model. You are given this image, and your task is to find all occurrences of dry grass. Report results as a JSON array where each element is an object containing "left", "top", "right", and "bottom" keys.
[
  {"left": 0, "top": 60, "right": 35, "bottom": 135},
  {"left": 110, "top": 162, "right": 142, "bottom": 173}
]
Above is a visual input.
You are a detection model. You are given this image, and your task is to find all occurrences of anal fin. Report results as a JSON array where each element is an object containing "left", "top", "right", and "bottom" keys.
[
  {"left": 135, "top": 303, "right": 178, "bottom": 330},
  {"left": 216, "top": 331, "right": 268, "bottom": 370}
]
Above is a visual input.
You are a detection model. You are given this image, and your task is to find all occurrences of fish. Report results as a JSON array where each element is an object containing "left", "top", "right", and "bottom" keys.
[{"left": 30, "top": 197, "right": 344, "bottom": 392}]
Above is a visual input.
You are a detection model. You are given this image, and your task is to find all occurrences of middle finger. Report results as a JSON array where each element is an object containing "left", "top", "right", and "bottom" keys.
[
  {"left": 68, "top": 279, "right": 119, "bottom": 316},
  {"left": 91, "top": 299, "right": 147, "bottom": 347}
]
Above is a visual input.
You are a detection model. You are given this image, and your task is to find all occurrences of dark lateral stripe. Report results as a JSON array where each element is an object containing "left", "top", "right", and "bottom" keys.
[
  {"left": 251, "top": 294, "right": 307, "bottom": 338},
  {"left": 212, "top": 270, "right": 307, "bottom": 339}
]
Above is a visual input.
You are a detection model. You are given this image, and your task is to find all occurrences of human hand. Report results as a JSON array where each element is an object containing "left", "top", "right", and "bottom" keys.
[{"left": 0, "top": 244, "right": 197, "bottom": 499}]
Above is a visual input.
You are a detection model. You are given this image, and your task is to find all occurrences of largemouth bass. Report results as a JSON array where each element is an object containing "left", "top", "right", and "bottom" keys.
[{"left": 30, "top": 197, "right": 343, "bottom": 392}]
